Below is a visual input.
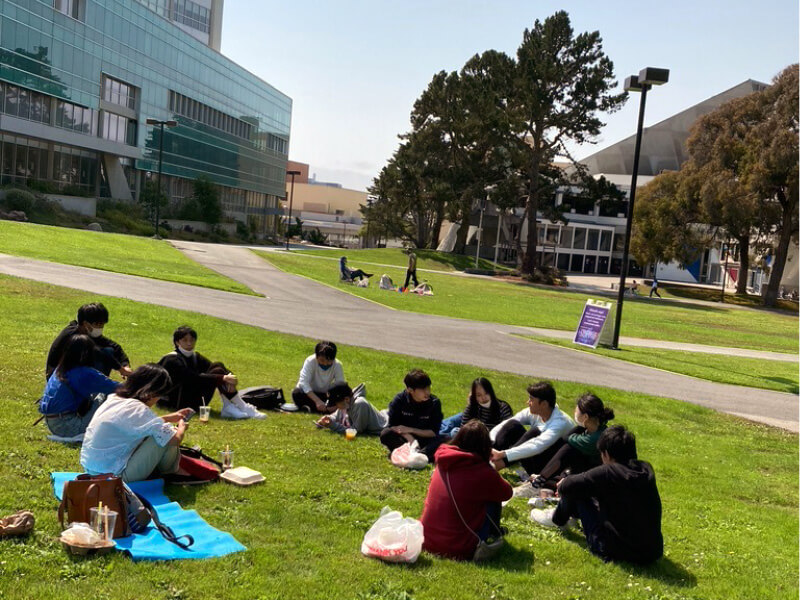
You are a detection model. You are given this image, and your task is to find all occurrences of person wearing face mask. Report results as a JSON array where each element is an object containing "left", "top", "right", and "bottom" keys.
[
  {"left": 292, "top": 341, "right": 346, "bottom": 413},
  {"left": 314, "top": 383, "right": 387, "bottom": 435},
  {"left": 45, "top": 303, "right": 132, "bottom": 380},
  {"left": 439, "top": 378, "right": 513, "bottom": 439},
  {"left": 527, "top": 393, "right": 615, "bottom": 491},
  {"left": 158, "top": 325, "right": 264, "bottom": 419}
]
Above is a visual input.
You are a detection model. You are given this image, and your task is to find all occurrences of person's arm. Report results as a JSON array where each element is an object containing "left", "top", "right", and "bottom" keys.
[
  {"left": 393, "top": 425, "right": 436, "bottom": 438},
  {"left": 326, "top": 410, "right": 347, "bottom": 434},
  {"left": 503, "top": 419, "right": 563, "bottom": 463},
  {"left": 386, "top": 394, "right": 402, "bottom": 427},
  {"left": 76, "top": 368, "right": 121, "bottom": 396},
  {"left": 163, "top": 408, "right": 194, "bottom": 423},
  {"left": 557, "top": 464, "right": 607, "bottom": 498},
  {"left": 567, "top": 430, "right": 600, "bottom": 455},
  {"left": 332, "top": 361, "right": 345, "bottom": 387},
  {"left": 479, "top": 467, "right": 514, "bottom": 503},
  {"left": 168, "top": 418, "right": 188, "bottom": 446},
  {"left": 297, "top": 357, "right": 315, "bottom": 394},
  {"left": 98, "top": 336, "right": 130, "bottom": 374},
  {"left": 459, "top": 402, "right": 474, "bottom": 426}
]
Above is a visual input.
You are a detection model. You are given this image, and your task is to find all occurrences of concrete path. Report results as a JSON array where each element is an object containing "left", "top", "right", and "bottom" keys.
[{"left": 1, "top": 246, "right": 797, "bottom": 433}]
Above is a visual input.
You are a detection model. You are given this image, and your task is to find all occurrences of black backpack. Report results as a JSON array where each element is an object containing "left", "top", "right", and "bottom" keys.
[{"left": 239, "top": 386, "right": 285, "bottom": 410}]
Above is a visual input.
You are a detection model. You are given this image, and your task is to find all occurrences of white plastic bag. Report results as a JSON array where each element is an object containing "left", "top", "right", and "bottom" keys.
[
  {"left": 356, "top": 278, "right": 369, "bottom": 288},
  {"left": 379, "top": 274, "right": 394, "bottom": 290},
  {"left": 361, "top": 507, "right": 424, "bottom": 563},
  {"left": 390, "top": 440, "right": 429, "bottom": 470}
]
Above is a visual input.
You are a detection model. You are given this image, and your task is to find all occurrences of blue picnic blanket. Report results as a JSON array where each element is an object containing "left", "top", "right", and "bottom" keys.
[{"left": 52, "top": 472, "right": 246, "bottom": 561}]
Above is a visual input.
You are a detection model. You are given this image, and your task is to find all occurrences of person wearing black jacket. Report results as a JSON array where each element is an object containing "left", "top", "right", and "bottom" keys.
[
  {"left": 380, "top": 369, "right": 444, "bottom": 461},
  {"left": 45, "top": 303, "right": 131, "bottom": 380},
  {"left": 158, "top": 326, "right": 264, "bottom": 420},
  {"left": 530, "top": 425, "right": 663, "bottom": 565}
]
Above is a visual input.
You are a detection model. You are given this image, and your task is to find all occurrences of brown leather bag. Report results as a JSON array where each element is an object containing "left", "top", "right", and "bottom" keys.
[{"left": 57, "top": 474, "right": 130, "bottom": 538}]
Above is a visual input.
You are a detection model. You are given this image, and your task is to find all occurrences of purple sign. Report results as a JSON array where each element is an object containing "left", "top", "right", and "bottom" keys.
[{"left": 573, "top": 302, "right": 611, "bottom": 348}]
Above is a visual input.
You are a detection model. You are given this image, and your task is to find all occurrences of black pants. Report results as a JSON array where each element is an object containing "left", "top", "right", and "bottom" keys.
[
  {"left": 493, "top": 420, "right": 565, "bottom": 475},
  {"left": 476, "top": 502, "right": 503, "bottom": 541},
  {"left": 347, "top": 269, "right": 370, "bottom": 281},
  {"left": 537, "top": 426, "right": 600, "bottom": 486},
  {"left": 404, "top": 269, "right": 419, "bottom": 289},
  {"left": 379, "top": 428, "right": 443, "bottom": 461},
  {"left": 291, "top": 387, "right": 333, "bottom": 414}
]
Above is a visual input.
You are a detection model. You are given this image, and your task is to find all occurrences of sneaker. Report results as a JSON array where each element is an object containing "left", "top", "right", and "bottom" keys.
[
  {"left": 528, "top": 497, "right": 547, "bottom": 509},
  {"left": 352, "top": 382, "right": 366, "bottom": 399},
  {"left": 241, "top": 402, "right": 266, "bottom": 420},
  {"left": 512, "top": 482, "right": 539, "bottom": 499},
  {"left": 530, "top": 508, "right": 560, "bottom": 529},
  {"left": 221, "top": 401, "right": 248, "bottom": 420}
]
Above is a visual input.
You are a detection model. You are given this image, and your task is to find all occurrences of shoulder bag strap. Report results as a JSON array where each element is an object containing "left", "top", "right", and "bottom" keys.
[
  {"left": 134, "top": 491, "right": 194, "bottom": 550},
  {"left": 443, "top": 471, "right": 483, "bottom": 543}
]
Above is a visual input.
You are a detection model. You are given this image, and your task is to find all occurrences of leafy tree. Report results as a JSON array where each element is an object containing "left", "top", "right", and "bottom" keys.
[
  {"left": 286, "top": 217, "right": 303, "bottom": 238},
  {"left": 509, "top": 11, "right": 626, "bottom": 275},
  {"left": 192, "top": 175, "right": 222, "bottom": 225},
  {"left": 138, "top": 180, "right": 168, "bottom": 224}
]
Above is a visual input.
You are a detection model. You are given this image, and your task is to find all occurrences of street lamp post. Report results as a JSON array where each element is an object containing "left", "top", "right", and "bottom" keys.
[
  {"left": 285, "top": 170, "right": 301, "bottom": 250},
  {"left": 145, "top": 118, "right": 177, "bottom": 239},
  {"left": 610, "top": 67, "right": 669, "bottom": 350}
]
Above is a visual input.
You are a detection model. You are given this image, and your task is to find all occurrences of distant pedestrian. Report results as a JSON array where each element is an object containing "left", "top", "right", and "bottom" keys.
[
  {"left": 404, "top": 251, "right": 419, "bottom": 290},
  {"left": 649, "top": 277, "right": 661, "bottom": 299}
]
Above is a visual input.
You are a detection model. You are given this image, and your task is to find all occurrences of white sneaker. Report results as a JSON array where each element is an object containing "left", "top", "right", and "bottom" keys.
[
  {"left": 241, "top": 402, "right": 266, "bottom": 420},
  {"left": 530, "top": 508, "right": 577, "bottom": 530},
  {"left": 512, "top": 482, "right": 539, "bottom": 499},
  {"left": 221, "top": 399, "right": 248, "bottom": 420}
]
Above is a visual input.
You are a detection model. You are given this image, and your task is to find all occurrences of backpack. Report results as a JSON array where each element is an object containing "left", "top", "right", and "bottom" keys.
[{"left": 239, "top": 386, "right": 285, "bottom": 411}]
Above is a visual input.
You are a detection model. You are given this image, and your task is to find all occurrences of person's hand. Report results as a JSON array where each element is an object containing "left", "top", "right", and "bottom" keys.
[
  {"left": 491, "top": 458, "right": 505, "bottom": 471},
  {"left": 401, "top": 433, "right": 415, "bottom": 443},
  {"left": 316, "top": 416, "right": 331, "bottom": 428},
  {"left": 556, "top": 477, "right": 565, "bottom": 490},
  {"left": 178, "top": 408, "right": 194, "bottom": 420},
  {"left": 393, "top": 425, "right": 410, "bottom": 435},
  {"left": 223, "top": 373, "right": 238, "bottom": 386},
  {"left": 177, "top": 419, "right": 187, "bottom": 434},
  {"left": 119, "top": 365, "right": 133, "bottom": 378}
]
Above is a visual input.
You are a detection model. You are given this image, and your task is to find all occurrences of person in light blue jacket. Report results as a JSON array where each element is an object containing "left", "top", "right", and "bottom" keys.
[{"left": 489, "top": 381, "right": 573, "bottom": 474}]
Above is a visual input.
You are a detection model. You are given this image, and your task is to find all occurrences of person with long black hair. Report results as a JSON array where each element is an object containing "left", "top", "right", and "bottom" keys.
[
  {"left": 39, "top": 335, "right": 121, "bottom": 438},
  {"left": 81, "top": 364, "right": 193, "bottom": 482},
  {"left": 439, "top": 377, "right": 513, "bottom": 439}
]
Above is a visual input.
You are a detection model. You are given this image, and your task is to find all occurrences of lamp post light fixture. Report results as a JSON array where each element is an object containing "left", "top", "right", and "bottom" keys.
[
  {"left": 145, "top": 118, "right": 178, "bottom": 239},
  {"left": 285, "top": 170, "right": 301, "bottom": 250},
  {"left": 610, "top": 67, "right": 669, "bottom": 350}
]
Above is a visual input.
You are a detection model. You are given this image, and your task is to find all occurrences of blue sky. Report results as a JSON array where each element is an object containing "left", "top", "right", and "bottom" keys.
[{"left": 222, "top": 1, "right": 798, "bottom": 191}]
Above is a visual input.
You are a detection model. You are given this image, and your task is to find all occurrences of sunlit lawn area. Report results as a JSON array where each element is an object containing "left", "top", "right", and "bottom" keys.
[
  {"left": 0, "top": 275, "right": 796, "bottom": 600},
  {"left": 292, "top": 247, "right": 509, "bottom": 272},
  {"left": 0, "top": 220, "right": 256, "bottom": 295},
  {"left": 257, "top": 250, "right": 798, "bottom": 354},
  {"left": 518, "top": 335, "right": 799, "bottom": 394}
]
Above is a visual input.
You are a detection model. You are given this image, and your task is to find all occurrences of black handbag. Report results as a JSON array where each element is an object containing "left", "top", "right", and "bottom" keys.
[{"left": 239, "top": 386, "right": 285, "bottom": 410}]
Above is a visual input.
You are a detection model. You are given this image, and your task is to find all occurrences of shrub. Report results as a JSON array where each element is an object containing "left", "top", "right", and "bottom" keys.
[{"left": 2, "top": 189, "right": 36, "bottom": 213}]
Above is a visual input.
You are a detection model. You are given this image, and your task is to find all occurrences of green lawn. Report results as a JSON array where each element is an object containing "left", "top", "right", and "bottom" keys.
[
  {"left": 518, "top": 335, "right": 799, "bottom": 394},
  {"left": 0, "top": 220, "right": 256, "bottom": 295},
  {"left": 0, "top": 275, "right": 797, "bottom": 600},
  {"left": 257, "top": 250, "right": 799, "bottom": 354},
  {"left": 288, "top": 247, "right": 508, "bottom": 272}
]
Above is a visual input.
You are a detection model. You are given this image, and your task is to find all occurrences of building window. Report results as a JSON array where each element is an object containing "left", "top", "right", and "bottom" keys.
[
  {"left": 102, "top": 75, "right": 138, "bottom": 110},
  {"left": 53, "top": 0, "right": 84, "bottom": 21},
  {"left": 101, "top": 112, "right": 137, "bottom": 145},
  {"left": 168, "top": 90, "right": 253, "bottom": 141},
  {"left": 1, "top": 83, "right": 53, "bottom": 126}
]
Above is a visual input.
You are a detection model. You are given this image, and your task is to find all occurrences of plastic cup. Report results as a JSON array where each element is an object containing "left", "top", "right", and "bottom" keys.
[
  {"left": 90, "top": 507, "right": 118, "bottom": 541},
  {"left": 345, "top": 428, "right": 357, "bottom": 441},
  {"left": 220, "top": 449, "right": 234, "bottom": 470},
  {"left": 198, "top": 406, "right": 210, "bottom": 423}
]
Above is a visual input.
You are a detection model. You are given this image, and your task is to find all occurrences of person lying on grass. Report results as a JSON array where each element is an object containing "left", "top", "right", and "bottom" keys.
[
  {"left": 39, "top": 334, "right": 121, "bottom": 438},
  {"left": 530, "top": 425, "right": 664, "bottom": 565},
  {"left": 380, "top": 369, "right": 443, "bottom": 462},
  {"left": 292, "top": 340, "right": 345, "bottom": 414},
  {"left": 439, "top": 377, "right": 513, "bottom": 440},
  {"left": 46, "top": 302, "right": 132, "bottom": 380},
  {"left": 489, "top": 381, "right": 573, "bottom": 474},
  {"left": 421, "top": 420, "right": 513, "bottom": 562},
  {"left": 158, "top": 325, "right": 264, "bottom": 420},
  {"left": 526, "top": 393, "right": 615, "bottom": 492},
  {"left": 81, "top": 364, "right": 193, "bottom": 483},
  {"left": 314, "top": 383, "right": 387, "bottom": 435}
]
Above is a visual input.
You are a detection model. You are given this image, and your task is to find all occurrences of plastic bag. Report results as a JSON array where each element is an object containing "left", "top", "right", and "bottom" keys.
[
  {"left": 361, "top": 507, "right": 424, "bottom": 563},
  {"left": 356, "top": 278, "right": 369, "bottom": 288},
  {"left": 61, "top": 522, "right": 103, "bottom": 546},
  {"left": 379, "top": 274, "right": 394, "bottom": 290},
  {"left": 390, "top": 440, "right": 429, "bottom": 470}
]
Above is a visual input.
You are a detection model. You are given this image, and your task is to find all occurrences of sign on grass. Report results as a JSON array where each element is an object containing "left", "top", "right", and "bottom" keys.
[{"left": 573, "top": 299, "right": 613, "bottom": 349}]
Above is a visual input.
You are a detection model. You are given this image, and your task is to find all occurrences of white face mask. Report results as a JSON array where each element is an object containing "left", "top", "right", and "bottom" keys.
[
  {"left": 88, "top": 326, "right": 103, "bottom": 338},
  {"left": 177, "top": 346, "right": 195, "bottom": 358},
  {"left": 478, "top": 400, "right": 492, "bottom": 408}
]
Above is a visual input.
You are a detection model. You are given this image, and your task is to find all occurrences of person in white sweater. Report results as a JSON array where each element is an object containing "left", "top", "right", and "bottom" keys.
[
  {"left": 291, "top": 341, "right": 346, "bottom": 413},
  {"left": 314, "top": 383, "right": 387, "bottom": 435},
  {"left": 489, "top": 381, "right": 573, "bottom": 474}
]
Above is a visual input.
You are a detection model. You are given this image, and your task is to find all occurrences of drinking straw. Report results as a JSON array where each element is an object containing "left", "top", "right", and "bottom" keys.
[
  {"left": 103, "top": 506, "right": 109, "bottom": 541},
  {"left": 96, "top": 501, "right": 103, "bottom": 534}
]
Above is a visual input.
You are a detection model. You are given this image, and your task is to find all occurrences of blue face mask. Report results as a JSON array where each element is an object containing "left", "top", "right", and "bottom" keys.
[{"left": 319, "top": 363, "right": 332, "bottom": 371}]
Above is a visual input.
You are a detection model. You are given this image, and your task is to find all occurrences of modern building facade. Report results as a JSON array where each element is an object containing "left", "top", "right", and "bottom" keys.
[{"left": 0, "top": 0, "right": 290, "bottom": 232}]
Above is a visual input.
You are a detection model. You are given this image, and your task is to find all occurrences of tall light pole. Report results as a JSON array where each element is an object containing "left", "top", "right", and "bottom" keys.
[
  {"left": 285, "top": 169, "right": 301, "bottom": 250},
  {"left": 145, "top": 118, "right": 177, "bottom": 239},
  {"left": 610, "top": 67, "right": 669, "bottom": 350}
]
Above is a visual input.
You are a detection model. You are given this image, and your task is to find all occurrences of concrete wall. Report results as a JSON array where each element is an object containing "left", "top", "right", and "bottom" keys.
[{"left": 45, "top": 194, "right": 97, "bottom": 217}]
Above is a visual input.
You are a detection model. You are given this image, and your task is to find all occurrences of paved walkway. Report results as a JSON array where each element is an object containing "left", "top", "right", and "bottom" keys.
[{"left": 1, "top": 245, "right": 797, "bottom": 432}]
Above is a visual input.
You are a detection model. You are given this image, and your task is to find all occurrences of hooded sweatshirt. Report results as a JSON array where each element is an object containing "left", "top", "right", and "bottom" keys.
[{"left": 420, "top": 444, "right": 513, "bottom": 560}]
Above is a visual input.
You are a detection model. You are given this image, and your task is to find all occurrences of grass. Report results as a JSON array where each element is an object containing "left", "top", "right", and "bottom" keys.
[
  {"left": 0, "top": 220, "right": 257, "bottom": 295},
  {"left": 256, "top": 250, "right": 799, "bottom": 354},
  {"left": 288, "top": 247, "right": 510, "bottom": 272},
  {"left": 654, "top": 283, "right": 800, "bottom": 313},
  {"left": 518, "top": 335, "right": 799, "bottom": 394},
  {"left": 0, "top": 275, "right": 797, "bottom": 600}
]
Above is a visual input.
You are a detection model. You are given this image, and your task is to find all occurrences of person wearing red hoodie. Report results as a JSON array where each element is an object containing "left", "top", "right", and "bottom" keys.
[{"left": 420, "top": 420, "right": 513, "bottom": 561}]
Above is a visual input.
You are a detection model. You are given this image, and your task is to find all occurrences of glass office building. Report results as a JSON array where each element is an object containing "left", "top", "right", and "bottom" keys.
[{"left": 0, "top": 0, "right": 291, "bottom": 232}]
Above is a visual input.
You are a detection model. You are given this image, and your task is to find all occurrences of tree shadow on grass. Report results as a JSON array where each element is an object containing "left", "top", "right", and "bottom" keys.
[{"left": 561, "top": 529, "right": 696, "bottom": 587}]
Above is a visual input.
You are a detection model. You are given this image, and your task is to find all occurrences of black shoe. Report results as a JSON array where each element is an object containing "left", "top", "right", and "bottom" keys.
[{"left": 365, "top": 273, "right": 374, "bottom": 278}]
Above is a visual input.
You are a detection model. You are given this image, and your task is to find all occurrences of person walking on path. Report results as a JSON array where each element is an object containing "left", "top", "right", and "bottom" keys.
[
  {"left": 404, "top": 251, "right": 419, "bottom": 290},
  {"left": 649, "top": 277, "right": 662, "bottom": 299}
]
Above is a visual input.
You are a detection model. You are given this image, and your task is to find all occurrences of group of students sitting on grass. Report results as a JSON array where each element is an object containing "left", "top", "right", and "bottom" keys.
[{"left": 37, "top": 304, "right": 662, "bottom": 565}]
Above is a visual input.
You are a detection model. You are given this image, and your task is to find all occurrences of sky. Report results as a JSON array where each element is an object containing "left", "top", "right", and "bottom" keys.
[{"left": 221, "top": 1, "right": 799, "bottom": 192}]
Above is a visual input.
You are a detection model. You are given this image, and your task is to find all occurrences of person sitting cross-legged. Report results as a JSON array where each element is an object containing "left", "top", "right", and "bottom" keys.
[
  {"left": 530, "top": 425, "right": 664, "bottom": 565},
  {"left": 314, "top": 383, "right": 387, "bottom": 435},
  {"left": 380, "top": 369, "right": 444, "bottom": 461},
  {"left": 439, "top": 377, "right": 513, "bottom": 440},
  {"left": 489, "top": 381, "right": 574, "bottom": 474},
  {"left": 158, "top": 326, "right": 264, "bottom": 420},
  {"left": 292, "top": 341, "right": 346, "bottom": 414}
]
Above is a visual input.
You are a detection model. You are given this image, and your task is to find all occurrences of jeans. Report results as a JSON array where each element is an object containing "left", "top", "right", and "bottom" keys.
[
  {"left": 439, "top": 414, "right": 463, "bottom": 437},
  {"left": 476, "top": 502, "right": 503, "bottom": 541},
  {"left": 45, "top": 396, "right": 104, "bottom": 438}
]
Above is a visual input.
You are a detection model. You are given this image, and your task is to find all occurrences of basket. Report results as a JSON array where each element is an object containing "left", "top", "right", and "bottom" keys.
[{"left": 60, "top": 537, "right": 116, "bottom": 556}]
